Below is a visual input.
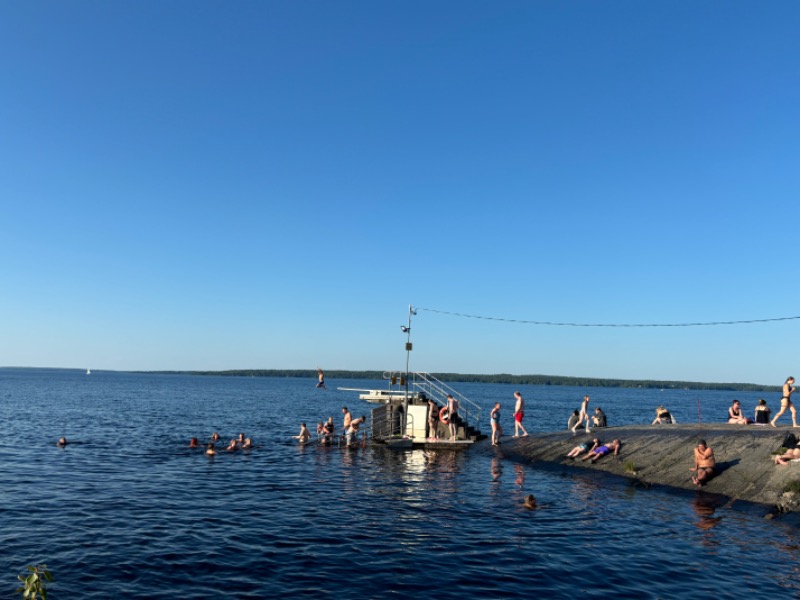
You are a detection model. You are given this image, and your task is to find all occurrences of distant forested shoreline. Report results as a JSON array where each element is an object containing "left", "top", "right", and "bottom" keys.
[{"left": 146, "top": 369, "right": 778, "bottom": 393}]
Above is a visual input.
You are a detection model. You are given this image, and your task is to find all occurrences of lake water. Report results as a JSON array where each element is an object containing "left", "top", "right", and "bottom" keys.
[{"left": 2, "top": 369, "right": 799, "bottom": 599}]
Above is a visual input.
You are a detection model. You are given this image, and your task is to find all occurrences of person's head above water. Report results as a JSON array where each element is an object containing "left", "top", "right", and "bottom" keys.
[{"left": 56, "top": 437, "right": 68, "bottom": 446}]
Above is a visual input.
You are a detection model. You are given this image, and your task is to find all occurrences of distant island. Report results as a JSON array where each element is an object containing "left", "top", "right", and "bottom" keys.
[{"left": 145, "top": 369, "right": 779, "bottom": 393}]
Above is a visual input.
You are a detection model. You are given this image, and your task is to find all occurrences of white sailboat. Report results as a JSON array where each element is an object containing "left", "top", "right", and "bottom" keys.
[{"left": 86, "top": 369, "right": 91, "bottom": 375}]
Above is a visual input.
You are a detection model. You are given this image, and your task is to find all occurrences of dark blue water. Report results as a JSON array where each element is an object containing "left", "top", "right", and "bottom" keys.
[{"left": 2, "top": 369, "right": 799, "bottom": 599}]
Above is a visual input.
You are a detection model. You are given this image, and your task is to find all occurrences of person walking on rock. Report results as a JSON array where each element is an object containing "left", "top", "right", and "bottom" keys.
[
  {"left": 572, "top": 395, "right": 591, "bottom": 434},
  {"left": 771, "top": 376, "right": 797, "bottom": 428},
  {"left": 512, "top": 391, "right": 529, "bottom": 438}
]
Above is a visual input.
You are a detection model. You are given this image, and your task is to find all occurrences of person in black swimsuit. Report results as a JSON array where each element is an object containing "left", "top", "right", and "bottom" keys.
[
  {"left": 771, "top": 377, "right": 797, "bottom": 428},
  {"left": 727, "top": 400, "right": 751, "bottom": 425},
  {"left": 754, "top": 399, "right": 771, "bottom": 425}
]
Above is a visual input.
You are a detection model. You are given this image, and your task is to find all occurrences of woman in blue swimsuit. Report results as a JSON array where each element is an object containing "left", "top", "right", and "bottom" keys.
[{"left": 490, "top": 402, "right": 503, "bottom": 446}]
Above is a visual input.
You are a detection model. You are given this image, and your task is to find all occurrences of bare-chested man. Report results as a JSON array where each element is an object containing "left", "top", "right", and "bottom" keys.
[
  {"left": 293, "top": 422, "right": 311, "bottom": 444},
  {"left": 513, "top": 391, "right": 529, "bottom": 438},
  {"left": 346, "top": 415, "right": 366, "bottom": 446},
  {"left": 342, "top": 406, "right": 352, "bottom": 432},
  {"left": 690, "top": 439, "right": 716, "bottom": 486},
  {"left": 316, "top": 367, "right": 326, "bottom": 389}
]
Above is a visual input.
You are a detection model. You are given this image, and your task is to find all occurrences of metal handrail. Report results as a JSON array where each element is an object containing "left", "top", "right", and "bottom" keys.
[
  {"left": 381, "top": 371, "right": 482, "bottom": 438},
  {"left": 369, "top": 404, "right": 415, "bottom": 440}
]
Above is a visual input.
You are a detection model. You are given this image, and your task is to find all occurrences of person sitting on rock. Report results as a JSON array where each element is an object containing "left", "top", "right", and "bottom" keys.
[
  {"left": 566, "top": 437, "right": 600, "bottom": 459},
  {"left": 567, "top": 410, "right": 580, "bottom": 430},
  {"left": 592, "top": 407, "right": 607, "bottom": 428},
  {"left": 690, "top": 439, "right": 716, "bottom": 485},
  {"left": 652, "top": 405, "right": 673, "bottom": 425},
  {"left": 581, "top": 439, "right": 621, "bottom": 463},
  {"left": 728, "top": 399, "right": 752, "bottom": 425},
  {"left": 754, "top": 399, "right": 771, "bottom": 425}
]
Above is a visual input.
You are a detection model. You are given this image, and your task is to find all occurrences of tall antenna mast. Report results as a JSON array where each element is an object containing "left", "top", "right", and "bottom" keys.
[{"left": 401, "top": 304, "right": 416, "bottom": 433}]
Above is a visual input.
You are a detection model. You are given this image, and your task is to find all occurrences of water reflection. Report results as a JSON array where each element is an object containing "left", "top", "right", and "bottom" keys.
[
  {"left": 692, "top": 493, "right": 724, "bottom": 547},
  {"left": 7, "top": 372, "right": 800, "bottom": 599},
  {"left": 514, "top": 464, "right": 525, "bottom": 489},
  {"left": 490, "top": 457, "right": 503, "bottom": 494}
]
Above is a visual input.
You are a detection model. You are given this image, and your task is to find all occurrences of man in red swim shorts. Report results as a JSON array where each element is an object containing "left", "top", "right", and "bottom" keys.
[{"left": 513, "top": 391, "right": 529, "bottom": 438}]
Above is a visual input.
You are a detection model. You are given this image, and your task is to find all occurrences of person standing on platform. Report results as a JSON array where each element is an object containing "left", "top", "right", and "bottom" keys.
[
  {"left": 427, "top": 397, "right": 440, "bottom": 440},
  {"left": 447, "top": 394, "right": 459, "bottom": 441},
  {"left": 513, "top": 391, "right": 529, "bottom": 438}
]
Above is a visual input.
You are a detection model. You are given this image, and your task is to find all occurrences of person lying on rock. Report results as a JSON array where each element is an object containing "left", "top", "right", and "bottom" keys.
[
  {"left": 774, "top": 447, "right": 800, "bottom": 466},
  {"left": 566, "top": 437, "right": 601, "bottom": 459},
  {"left": 690, "top": 439, "right": 716, "bottom": 485},
  {"left": 581, "top": 439, "right": 621, "bottom": 463}
]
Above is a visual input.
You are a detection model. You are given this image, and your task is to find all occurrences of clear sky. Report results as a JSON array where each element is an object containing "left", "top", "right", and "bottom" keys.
[{"left": 1, "top": 2, "right": 798, "bottom": 385}]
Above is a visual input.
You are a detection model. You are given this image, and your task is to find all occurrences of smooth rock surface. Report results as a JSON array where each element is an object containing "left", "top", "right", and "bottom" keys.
[{"left": 493, "top": 423, "right": 800, "bottom": 514}]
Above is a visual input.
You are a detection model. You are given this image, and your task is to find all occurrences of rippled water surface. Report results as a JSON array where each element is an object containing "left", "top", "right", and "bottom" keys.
[{"left": 2, "top": 369, "right": 800, "bottom": 599}]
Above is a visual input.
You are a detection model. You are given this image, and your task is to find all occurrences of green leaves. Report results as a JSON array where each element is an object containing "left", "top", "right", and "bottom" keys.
[{"left": 15, "top": 564, "right": 53, "bottom": 600}]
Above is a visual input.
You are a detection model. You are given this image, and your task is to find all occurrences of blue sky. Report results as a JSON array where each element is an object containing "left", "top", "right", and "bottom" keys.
[{"left": 1, "top": 2, "right": 798, "bottom": 385}]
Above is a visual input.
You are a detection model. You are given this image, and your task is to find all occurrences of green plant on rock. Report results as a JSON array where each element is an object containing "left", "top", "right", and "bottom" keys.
[
  {"left": 16, "top": 564, "right": 53, "bottom": 600},
  {"left": 623, "top": 460, "right": 637, "bottom": 475},
  {"left": 784, "top": 481, "right": 800, "bottom": 494}
]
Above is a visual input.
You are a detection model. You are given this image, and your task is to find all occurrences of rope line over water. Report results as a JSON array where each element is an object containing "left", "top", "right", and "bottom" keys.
[{"left": 415, "top": 307, "right": 800, "bottom": 328}]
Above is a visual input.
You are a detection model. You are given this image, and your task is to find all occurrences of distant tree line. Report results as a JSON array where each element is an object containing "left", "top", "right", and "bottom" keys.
[{"left": 146, "top": 369, "right": 779, "bottom": 392}]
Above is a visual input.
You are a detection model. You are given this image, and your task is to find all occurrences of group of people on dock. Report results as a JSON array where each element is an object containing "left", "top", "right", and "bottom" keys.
[{"left": 427, "top": 394, "right": 462, "bottom": 441}]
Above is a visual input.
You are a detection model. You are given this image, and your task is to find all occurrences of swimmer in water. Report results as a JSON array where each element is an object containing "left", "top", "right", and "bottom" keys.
[
  {"left": 206, "top": 443, "right": 217, "bottom": 456},
  {"left": 225, "top": 439, "right": 239, "bottom": 451},
  {"left": 523, "top": 494, "right": 538, "bottom": 510},
  {"left": 242, "top": 437, "right": 253, "bottom": 450},
  {"left": 56, "top": 437, "right": 68, "bottom": 447},
  {"left": 189, "top": 437, "right": 199, "bottom": 448},
  {"left": 293, "top": 423, "right": 311, "bottom": 444}
]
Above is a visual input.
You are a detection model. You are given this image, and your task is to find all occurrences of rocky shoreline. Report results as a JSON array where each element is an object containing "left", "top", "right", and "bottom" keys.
[{"left": 491, "top": 424, "right": 800, "bottom": 517}]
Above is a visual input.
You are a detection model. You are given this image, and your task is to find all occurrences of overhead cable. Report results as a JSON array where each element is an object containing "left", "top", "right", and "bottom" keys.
[{"left": 415, "top": 307, "right": 800, "bottom": 328}]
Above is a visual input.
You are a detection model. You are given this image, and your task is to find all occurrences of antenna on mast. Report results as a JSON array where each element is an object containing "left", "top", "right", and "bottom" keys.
[{"left": 401, "top": 305, "right": 416, "bottom": 434}]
